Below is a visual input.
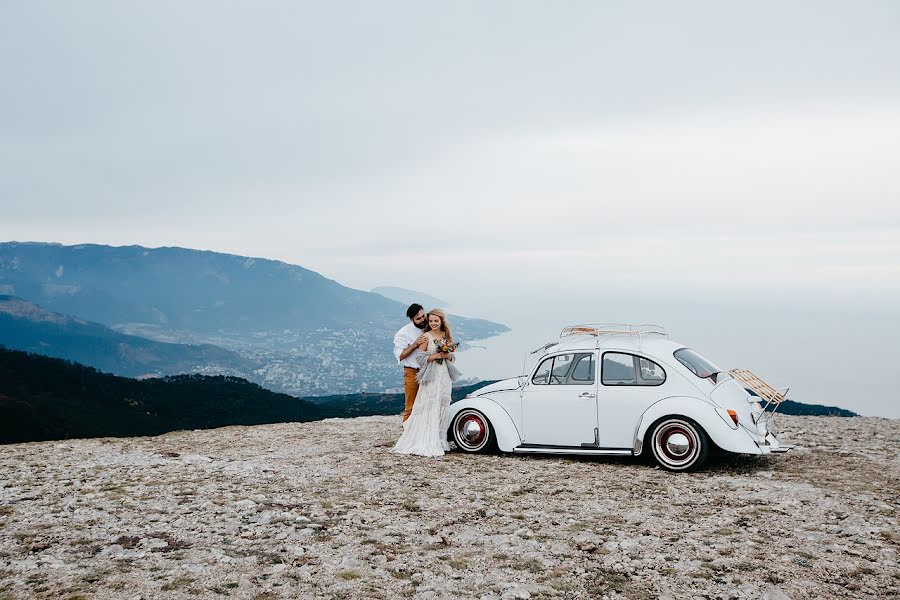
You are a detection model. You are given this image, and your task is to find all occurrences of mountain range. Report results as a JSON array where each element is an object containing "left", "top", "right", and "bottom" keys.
[
  {"left": 0, "top": 242, "right": 505, "bottom": 337},
  {"left": 0, "top": 242, "right": 509, "bottom": 395},
  {"left": 0, "top": 295, "right": 260, "bottom": 379}
]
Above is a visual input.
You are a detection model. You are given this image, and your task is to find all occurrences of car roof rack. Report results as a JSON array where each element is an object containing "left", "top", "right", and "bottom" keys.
[{"left": 560, "top": 323, "right": 669, "bottom": 339}]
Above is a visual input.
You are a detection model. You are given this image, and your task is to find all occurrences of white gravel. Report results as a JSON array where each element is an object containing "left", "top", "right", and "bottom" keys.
[{"left": 0, "top": 414, "right": 897, "bottom": 599}]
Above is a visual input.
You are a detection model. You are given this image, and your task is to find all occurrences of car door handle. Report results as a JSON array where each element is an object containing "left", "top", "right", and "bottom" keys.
[{"left": 578, "top": 392, "right": 596, "bottom": 398}]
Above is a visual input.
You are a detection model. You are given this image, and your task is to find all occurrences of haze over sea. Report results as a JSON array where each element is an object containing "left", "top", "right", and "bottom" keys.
[{"left": 2, "top": 3, "right": 898, "bottom": 418}]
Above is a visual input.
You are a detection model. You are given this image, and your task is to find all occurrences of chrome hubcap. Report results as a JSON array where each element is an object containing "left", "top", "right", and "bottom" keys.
[
  {"left": 454, "top": 411, "right": 488, "bottom": 451},
  {"left": 462, "top": 419, "right": 483, "bottom": 443},
  {"left": 665, "top": 432, "right": 690, "bottom": 457}
]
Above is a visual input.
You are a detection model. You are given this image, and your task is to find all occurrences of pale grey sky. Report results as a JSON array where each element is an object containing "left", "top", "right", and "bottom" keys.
[{"left": 2, "top": 1, "right": 899, "bottom": 416}]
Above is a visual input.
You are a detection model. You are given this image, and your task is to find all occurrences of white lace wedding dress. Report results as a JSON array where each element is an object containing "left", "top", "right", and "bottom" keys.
[{"left": 391, "top": 335, "right": 453, "bottom": 457}]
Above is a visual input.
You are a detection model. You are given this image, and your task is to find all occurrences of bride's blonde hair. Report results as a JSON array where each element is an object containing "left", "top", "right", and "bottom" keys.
[{"left": 427, "top": 309, "right": 453, "bottom": 342}]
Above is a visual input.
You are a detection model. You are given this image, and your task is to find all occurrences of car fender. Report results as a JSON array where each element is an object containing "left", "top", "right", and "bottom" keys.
[
  {"left": 448, "top": 396, "right": 522, "bottom": 452},
  {"left": 633, "top": 396, "right": 763, "bottom": 456}
]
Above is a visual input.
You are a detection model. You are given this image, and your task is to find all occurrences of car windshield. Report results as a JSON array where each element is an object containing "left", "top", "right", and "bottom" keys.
[{"left": 673, "top": 348, "right": 721, "bottom": 379}]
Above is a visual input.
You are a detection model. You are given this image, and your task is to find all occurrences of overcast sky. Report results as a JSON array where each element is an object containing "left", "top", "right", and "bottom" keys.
[{"left": 2, "top": 1, "right": 899, "bottom": 415}]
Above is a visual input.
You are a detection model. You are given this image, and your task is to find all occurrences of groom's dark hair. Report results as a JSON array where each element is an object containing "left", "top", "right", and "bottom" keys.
[{"left": 406, "top": 303, "right": 424, "bottom": 320}]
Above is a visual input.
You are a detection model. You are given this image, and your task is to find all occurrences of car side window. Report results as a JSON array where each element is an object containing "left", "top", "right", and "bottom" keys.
[
  {"left": 550, "top": 354, "right": 574, "bottom": 384},
  {"left": 602, "top": 353, "right": 666, "bottom": 386},
  {"left": 570, "top": 353, "right": 595, "bottom": 382},
  {"left": 638, "top": 357, "right": 665, "bottom": 383},
  {"left": 532, "top": 356, "right": 554, "bottom": 385},
  {"left": 532, "top": 353, "right": 595, "bottom": 385},
  {"left": 602, "top": 353, "right": 635, "bottom": 385}
]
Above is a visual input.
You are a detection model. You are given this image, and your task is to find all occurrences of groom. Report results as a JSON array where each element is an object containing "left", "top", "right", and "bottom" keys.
[{"left": 393, "top": 303, "right": 428, "bottom": 422}]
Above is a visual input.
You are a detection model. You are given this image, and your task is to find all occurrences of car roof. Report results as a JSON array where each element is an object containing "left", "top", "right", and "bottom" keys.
[{"left": 541, "top": 334, "right": 685, "bottom": 359}]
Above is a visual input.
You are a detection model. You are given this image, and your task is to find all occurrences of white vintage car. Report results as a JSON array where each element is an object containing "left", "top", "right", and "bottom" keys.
[{"left": 449, "top": 324, "right": 791, "bottom": 471}]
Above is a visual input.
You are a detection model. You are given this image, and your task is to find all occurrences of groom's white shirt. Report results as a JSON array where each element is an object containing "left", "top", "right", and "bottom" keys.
[{"left": 394, "top": 322, "right": 424, "bottom": 369}]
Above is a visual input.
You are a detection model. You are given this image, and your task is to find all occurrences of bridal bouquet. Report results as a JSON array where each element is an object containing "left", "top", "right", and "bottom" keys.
[{"left": 434, "top": 338, "right": 459, "bottom": 364}]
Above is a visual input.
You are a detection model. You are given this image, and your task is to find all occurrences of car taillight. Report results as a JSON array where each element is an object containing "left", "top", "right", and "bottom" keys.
[{"left": 727, "top": 409, "right": 739, "bottom": 426}]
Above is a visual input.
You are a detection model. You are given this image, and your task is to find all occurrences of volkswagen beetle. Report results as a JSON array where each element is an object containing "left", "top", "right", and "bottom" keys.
[{"left": 449, "top": 324, "right": 791, "bottom": 471}]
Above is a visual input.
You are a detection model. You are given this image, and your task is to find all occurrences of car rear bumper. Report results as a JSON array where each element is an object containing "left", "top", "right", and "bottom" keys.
[{"left": 761, "top": 432, "right": 793, "bottom": 453}]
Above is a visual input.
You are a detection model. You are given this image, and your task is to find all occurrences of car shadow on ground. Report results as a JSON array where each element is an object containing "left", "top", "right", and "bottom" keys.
[
  {"left": 702, "top": 452, "right": 780, "bottom": 475},
  {"left": 472, "top": 449, "right": 778, "bottom": 474}
]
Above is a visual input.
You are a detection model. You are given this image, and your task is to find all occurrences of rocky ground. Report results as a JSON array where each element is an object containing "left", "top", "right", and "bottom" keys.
[{"left": 0, "top": 415, "right": 897, "bottom": 599}]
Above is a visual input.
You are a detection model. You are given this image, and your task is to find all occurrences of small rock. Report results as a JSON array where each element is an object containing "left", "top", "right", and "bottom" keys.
[
  {"left": 514, "top": 527, "right": 534, "bottom": 539},
  {"left": 180, "top": 454, "right": 212, "bottom": 464},
  {"left": 223, "top": 521, "right": 241, "bottom": 535},
  {"left": 762, "top": 585, "right": 792, "bottom": 600},
  {"left": 339, "top": 557, "right": 363, "bottom": 570},
  {"left": 575, "top": 532, "right": 603, "bottom": 551}
]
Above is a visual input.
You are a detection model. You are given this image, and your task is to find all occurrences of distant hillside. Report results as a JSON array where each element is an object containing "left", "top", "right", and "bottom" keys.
[
  {"left": 777, "top": 400, "right": 856, "bottom": 417},
  {"left": 0, "top": 242, "right": 507, "bottom": 339},
  {"left": 741, "top": 388, "right": 856, "bottom": 417},
  {"left": 0, "top": 347, "right": 336, "bottom": 444},
  {"left": 371, "top": 286, "right": 449, "bottom": 310},
  {"left": 0, "top": 242, "right": 509, "bottom": 395},
  {"left": 0, "top": 295, "right": 260, "bottom": 379}
]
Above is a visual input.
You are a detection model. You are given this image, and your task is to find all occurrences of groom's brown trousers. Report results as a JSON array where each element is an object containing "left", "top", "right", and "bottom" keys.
[{"left": 402, "top": 367, "right": 420, "bottom": 421}]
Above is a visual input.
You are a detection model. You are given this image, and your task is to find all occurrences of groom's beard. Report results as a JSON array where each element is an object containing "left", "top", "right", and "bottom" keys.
[{"left": 414, "top": 320, "right": 428, "bottom": 330}]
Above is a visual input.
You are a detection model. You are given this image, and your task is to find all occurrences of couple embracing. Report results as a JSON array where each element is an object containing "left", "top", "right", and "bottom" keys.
[{"left": 391, "top": 303, "right": 461, "bottom": 457}]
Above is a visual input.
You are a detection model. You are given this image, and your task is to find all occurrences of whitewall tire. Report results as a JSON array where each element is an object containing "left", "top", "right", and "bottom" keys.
[
  {"left": 649, "top": 417, "right": 710, "bottom": 471},
  {"left": 451, "top": 409, "right": 495, "bottom": 453}
]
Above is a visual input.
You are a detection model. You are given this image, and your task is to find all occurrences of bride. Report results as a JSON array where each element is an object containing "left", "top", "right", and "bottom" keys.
[{"left": 392, "top": 309, "right": 461, "bottom": 457}]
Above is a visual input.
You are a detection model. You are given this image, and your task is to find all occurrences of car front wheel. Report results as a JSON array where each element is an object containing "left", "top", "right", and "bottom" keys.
[
  {"left": 451, "top": 409, "right": 495, "bottom": 453},
  {"left": 649, "top": 417, "right": 709, "bottom": 471}
]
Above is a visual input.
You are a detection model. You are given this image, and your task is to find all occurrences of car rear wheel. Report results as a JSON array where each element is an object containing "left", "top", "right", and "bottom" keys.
[
  {"left": 649, "top": 417, "right": 709, "bottom": 471},
  {"left": 451, "top": 409, "right": 495, "bottom": 453}
]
